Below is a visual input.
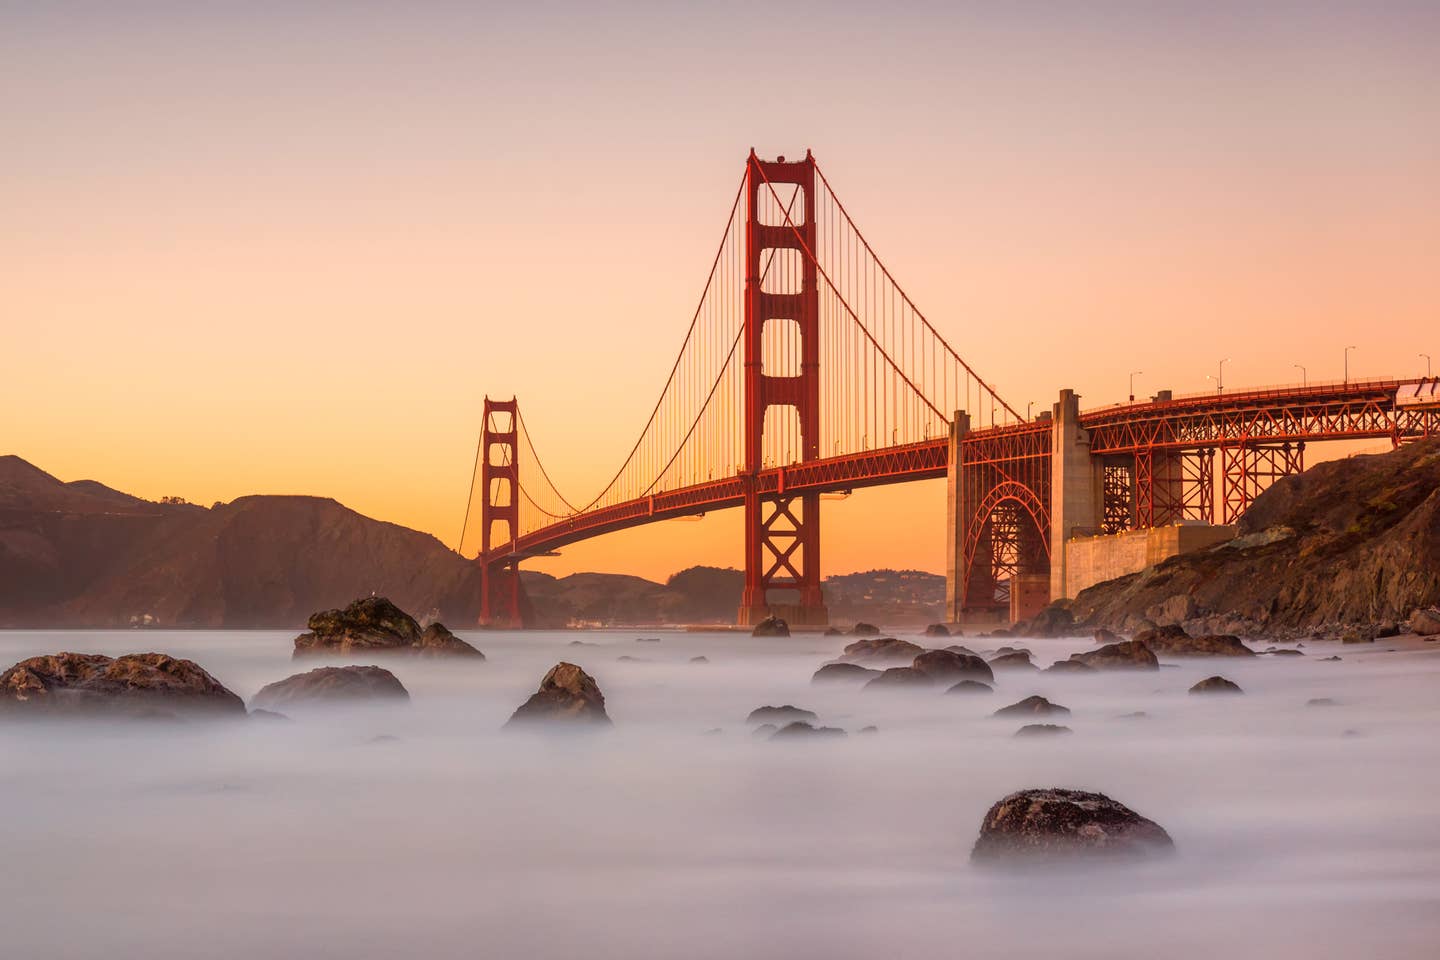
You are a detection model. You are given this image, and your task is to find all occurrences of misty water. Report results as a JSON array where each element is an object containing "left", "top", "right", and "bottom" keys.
[{"left": 3, "top": 628, "right": 1439, "bottom": 958}]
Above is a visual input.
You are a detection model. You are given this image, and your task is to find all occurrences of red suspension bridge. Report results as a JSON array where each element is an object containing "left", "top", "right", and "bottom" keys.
[{"left": 461, "top": 150, "right": 1440, "bottom": 628}]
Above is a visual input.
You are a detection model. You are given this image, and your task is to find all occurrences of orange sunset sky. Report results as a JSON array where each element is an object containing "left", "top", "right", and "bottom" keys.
[{"left": 4, "top": 1, "right": 1437, "bottom": 582}]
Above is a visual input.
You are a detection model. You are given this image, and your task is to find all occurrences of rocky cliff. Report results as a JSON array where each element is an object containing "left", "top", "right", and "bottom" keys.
[{"left": 1064, "top": 438, "right": 1440, "bottom": 636}]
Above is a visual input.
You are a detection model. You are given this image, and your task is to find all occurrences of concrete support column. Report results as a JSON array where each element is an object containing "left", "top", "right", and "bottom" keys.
[
  {"left": 1049, "top": 389, "right": 1103, "bottom": 601},
  {"left": 944, "top": 410, "right": 971, "bottom": 622}
]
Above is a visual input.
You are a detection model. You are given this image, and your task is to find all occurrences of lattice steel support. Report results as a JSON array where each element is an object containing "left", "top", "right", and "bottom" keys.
[{"left": 1220, "top": 441, "right": 1304, "bottom": 524}]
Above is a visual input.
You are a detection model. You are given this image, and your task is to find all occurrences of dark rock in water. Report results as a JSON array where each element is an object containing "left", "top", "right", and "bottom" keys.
[
  {"left": 615, "top": 655, "right": 646, "bottom": 662},
  {"left": 992, "top": 645, "right": 1031, "bottom": 657},
  {"left": 1044, "top": 659, "right": 1096, "bottom": 674},
  {"left": 751, "top": 723, "right": 778, "bottom": 739},
  {"left": 946, "top": 680, "right": 994, "bottom": 695},
  {"left": 864, "top": 667, "right": 936, "bottom": 690},
  {"left": 824, "top": 626, "right": 844, "bottom": 637},
  {"left": 1116, "top": 711, "right": 1149, "bottom": 720},
  {"left": 1068, "top": 641, "right": 1159, "bottom": 671},
  {"left": 851, "top": 622, "right": 881, "bottom": 636},
  {"left": 249, "top": 708, "right": 290, "bottom": 722},
  {"left": 858, "top": 725, "right": 879, "bottom": 734},
  {"left": 944, "top": 644, "right": 984, "bottom": 658},
  {"left": 1093, "top": 627, "right": 1123, "bottom": 645},
  {"left": 505, "top": 662, "right": 611, "bottom": 728},
  {"left": 636, "top": 637, "right": 660, "bottom": 643},
  {"left": 746, "top": 705, "right": 818, "bottom": 725},
  {"left": 752, "top": 616, "right": 790, "bottom": 637},
  {"left": 1141, "top": 632, "right": 1254, "bottom": 658},
  {"left": 1266, "top": 648, "right": 1304, "bottom": 656},
  {"left": 994, "top": 695, "right": 1070, "bottom": 718},
  {"left": 1015, "top": 723, "right": 1073, "bottom": 737},
  {"left": 1189, "top": 675, "right": 1243, "bottom": 695},
  {"left": 811, "top": 662, "right": 881, "bottom": 685},
  {"left": 567, "top": 640, "right": 597, "bottom": 647},
  {"left": 912, "top": 649, "right": 994, "bottom": 684},
  {"left": 840, "top": 637, "right": 926, "bottom": 665},
  {"left": 251, "top": 665, "right": 409, "bottom": 710},
  {"left": 1307, "top": 697, "right": 1339, "bottom": 707},
  {"left": 923, "top": 623, "right": 951, "bottom": 637},
  {"left": 1410, "top": 607, "right": 1440, "bottom": 636},
  {"left": 293, "top": 596, "right": 483, "bottom": 659},
  {"left": 989, "top": 651, "right": 1037, "bottom": 671},
  {"left": 1018, "top": 605, "right": 1075, "bottom": 638},
  {"left": 970, "top": 788, "right": 1174, "bottom": 864},
  {"left": 770, "top": 721, "right": 847, "bottom": 740},
  {"left": 0, "top": 652, "right": 245, "bottom": 720},
  {"left": 1321, "top": 656, "right": 1343, "bottom": 662},
  {"left": 689, "top": 656, "right": 709, "bottom": 664}
]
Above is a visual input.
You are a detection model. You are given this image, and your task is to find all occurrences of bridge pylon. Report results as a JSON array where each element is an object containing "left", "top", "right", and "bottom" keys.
[
  {"left": 478, "top": 396, "right": 526, "bottom": 628},
  {"left": 738, "top": 150, "right": 828, "bottom": 627}
]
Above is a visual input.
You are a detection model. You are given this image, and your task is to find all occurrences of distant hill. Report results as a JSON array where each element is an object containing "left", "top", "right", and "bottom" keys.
[{"left": 0, "top": 455, "right": 944, "bottom": 628}]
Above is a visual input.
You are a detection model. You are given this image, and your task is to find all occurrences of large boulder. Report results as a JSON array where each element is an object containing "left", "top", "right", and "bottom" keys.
[
  {"left": 988, "top": 651, "right": 1037, "bottom": 671},
  {"left": 0, "top": 652, "right": 245, "bottom": 720},
  {"left": 250, "top": 665, "right": 409, "bottom": 709},
  {"left": 1189, "top": 676, "right": 1243, "bottom": 695},
  {"left": 1411, "top": 607, "right": 1440, "bottom": 636},
  {"left": 292, "top": 596, "right": 483, "bottom": 659},
  {"left": 505, "top": 662, "right": 611, "bottom": 728},
  {"left": 994, "top": 695, "right": 1070, "bottom": 718},
  {"left": 912, "top": 649, "right": 994, "bottom": 684},
  {"left": 811, "top": 663, "right": 880, "bottom": 685},
  {"left": 1067, "top": 641, "right": 1159, "bottom": 671},
  {"left": 970, "top": 788, "right": 1175, "bottom": 864},
  {"left": 1139, "top": 631, "right": 1255, "bottom": 658},
  {"left": 1044, "top": 659, "right": 1096, "bottom": 674},
  {"left": 1017, "top": 605, "right": 1075, "bottom": 638},
  {"left": 1014, "top": 723, "right": 1073, "bottom": 737},
  {"left": 923, "top": 623, "right": 951, "bottom": 638},
  {"left": 946, "top": 680, "right": 994, "bottom": 695},
  {"left": 747, "top": 705, "right": 818, "bottom": 725},
  {"left": 864, "top": 667, "right": 936, "bottom": 690},
  {"left": 851, "top": 622, "right": 881, "bottom": 636},
  {"left": 770, "top": 721, "right": 847, "bottom": 740},
  {"left": 840, "top": 637, "right": 926, "bottom": 665},
  {"left": 752, "top": 616, "right": 790, "bottom": 637}
]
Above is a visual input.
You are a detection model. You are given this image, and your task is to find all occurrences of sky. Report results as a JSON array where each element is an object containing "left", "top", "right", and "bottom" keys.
[{"left": 3, "top": 0, "right": 1438, "bottom": 582}]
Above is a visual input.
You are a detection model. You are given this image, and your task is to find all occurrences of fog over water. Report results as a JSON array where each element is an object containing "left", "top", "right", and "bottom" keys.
[{"left": 2, "top": 628, "right": 1439, "bottom": 958}]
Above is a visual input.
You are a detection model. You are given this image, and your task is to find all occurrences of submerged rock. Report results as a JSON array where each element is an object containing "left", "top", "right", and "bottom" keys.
[
  {"left": 751, "top": 723, "right": 778, "bottom": 739},
  {"left": 946, "top": 680, "right": 994, "bottom": 695},
  {"left": 1189, "top": 676, "right": 1243, "bottom": 695},
  {"left": 751, "top": 616, "right": 790, "bottom": 637},
  {"left": 1140, "top": 632, "right": 1255, "bottom": 658},
  {"left": 811, "top": 662, "right": 881, "bottom": 685},
  {"left": 970, "top": 788, "right": 1174, "bottom": 865},
  {"left": 1307, "top": 697, "right": 1339, "bottom": 707},
  {"left": 689, "top": 655, "right": 709, "bottom": 664},
  {"left": 923, "top": 623, "right": 952, "bottom": 637},
  {"left": 989, "top": 651, "right": 1038, "bottom": 671},
  {"left": 293, "top": 596, "right": 483, "bottom": 659},
  {"left": 851, "top": 622, "right": 881, "bottom": 636},
  {"left": 823, "top": 626, "right": 845, "bottom": 637},
  {"left": 912, "top": 649, "right": 994, "bottom": 684},
  {"left": 505, "top": 662, "right": 611, "bottom": 728},
  {"left": 770, "top": 721, "right": 847, "bottom": 740},
  {"left": 864, "top": 667, "right": 936, "bottom": 690},
  {"left": 0, "top": 652, "right": 245, "bottom": 720},
  {"left": 840, "top": 637, "right": 926, "bottom": 665},
  {"left": 746, "top": 705, "right": 818, "bottom": 725},
  {"left": 1014, "top": 723, "right": 1073, "bottom": 737},
  {"left": 1044, "top": 659, "right": 1096, "bottom": 674},
  {"left": 1068, "top": 641, "right": 1159, "bottom": 671},
  {"left": 994, "top": 695, "right": 1070, "bottom": 719},
  {"left": 251, "top": 665, "right": 409, "bottom": 710}
]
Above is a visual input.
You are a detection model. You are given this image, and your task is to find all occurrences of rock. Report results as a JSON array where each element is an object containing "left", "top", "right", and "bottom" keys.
[
  {"left": 1321, "top": 655, "right": 1343, "bottom": 661},
  {"left": 751, "top": 616, "right": 790, "bottom": 637},
  {"left": 702, "top": 727, "right": 723, "bottom": 736},
  {"left": 864, "top": 667, "right": 937, "bottom": 690},
  {"left": 1375, "top": 621, "right": 1401, "bottom": 638},
  {"left": 751, "top": 723, "right": 778, "bottom": 739},
  {"left": 1131, "top": 623, "right": 1189, "bottom": 645},
  {"left": 1044, "top": 659, "right": 1096, "bottom": 674},
  {"left": 1140, "top": 632, "right": 1255, "bottom": 658},
  {"left": 636, "top": 637, "right": 660, "bottom": 643},
  {"left": 811, "top": 662, "right": 881, "bottom": 684},
  {"left": 0, "top": 652, "right": 245, "bottom": 720},
  {"left": 1341, "top": 629, "right": 1374, "bottom": 644},
  {"left": 1189, "top": 676, "right": 1243, "bottom": 695},
  {"left": 251, "top": 665, "right": 409, "bottom": 710},
  {"left": 248, "top": 708, "right": 289, "bottom": 721},
  {"left": 823, "top": 626, "right": 844, "bottom": 637},
  {"left": 970, "top": 788, "right": 1175, "bottom": 864},
  {"left": 944, "top": 644, "right": 984, "bottom": 658},
  {"left": 992, "top": 645, "right": 1031, "bottom": 656},
  {"left": 1147, "top": 593, "right": 1196, "bottom": 626},
  {"left": 1266, "top": 648, "right": 1304, "bottom": 656},
  {"left": 994, "top": 695, "right": 1070, "bottom": 718},
  {"left": 1093, "top": 627, "right": 1123, "bottom": 645},
  {"left": 989, "top": 651, "right": 1037, "bottom": 671},
  {"left": 567, "top": 640, "right": 596, "bottom": 647},
  {"left": 292, "top": 596, "right": 483, "bottom": 659},
  {"left": 851, "top": 622, "right": 881, "bottom": 636},
  {"left": 912, "top": 649, "right": 994, "bottom": 684},
  {"left": 690, "top": 655, "right": 709, "bottom": 663},
  {"left": 504, "top": 662, "right": 611, "bottom": 728},
  {"left": 858, "top": 725, "right": 879, "bottom": 734},
  {"left": 1067, "top": 641, "right": 1159, "bottom": 671},
  {"left": 1307, "top": 697, "right": 1339, "bottom": 707},
  {"left": 840, "top": 637, "right": 927, "bottom": 665},
  {"left": 923, "top": 623, "right": 951, "bottom": 637},
  {"left": 1015, "top": 723, "right": 1073, "bottom": 737},
  {"left": 746, "top": 705, "right": 818, "bottom": 725},
  {"left": 770, "top": 721, "right": 846, "bottom": 740},
  {"left": 1017, "top": 605, "right": 1075, "bottom": 638},
  {"left": 946, "top": 680, "right": 994, "bottom": 695},
  {"left": 1410, "top": 607, "right": 1440, "bottom": 636},
  {"left": 616, "top": 655, "right": 646, "bottom": 662},
  {"left": 1117, "top": 711, "right": 1149, "bottom": 720}
]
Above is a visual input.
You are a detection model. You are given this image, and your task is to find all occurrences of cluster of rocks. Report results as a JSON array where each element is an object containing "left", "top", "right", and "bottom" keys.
[{"left": 293, "top": 596, "right": 484, "bottom": 659}]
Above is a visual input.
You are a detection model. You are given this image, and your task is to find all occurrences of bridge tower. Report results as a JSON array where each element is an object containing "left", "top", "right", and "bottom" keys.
[
  {"left": 479, "top": 396, "right": 524, "bottom": 628},
  {"left": 738, "top": 150, "right": 828, "bottom": 627}
]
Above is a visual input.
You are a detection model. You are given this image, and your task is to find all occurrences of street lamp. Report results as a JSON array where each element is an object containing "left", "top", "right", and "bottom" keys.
[
  {"left": 1294, "top": 363, "right": 1306, "bottom": 387},
  {"left": 1026, "top": 400, "right": 1035, "bottom": 420},
  {"left": 1129, "top": 370, "right": 1143, "bottom": 403},
  {"left": 1344, "top": 345, "right": 1356, "bottom": 384},
  {"left": 1205, "top": 358, "right": 1231, "bottom": 394},
  {"left": 1423, "top": 353, "right": 1433, "bottom": 378}
]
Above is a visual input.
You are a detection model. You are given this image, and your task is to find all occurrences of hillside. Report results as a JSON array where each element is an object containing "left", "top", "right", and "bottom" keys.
[{"left": 1064, "top": 438, "right": 1440, "bottom": 636}]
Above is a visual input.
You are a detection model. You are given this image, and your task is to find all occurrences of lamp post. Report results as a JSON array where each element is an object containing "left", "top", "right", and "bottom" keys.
[
  {"left": 1423, "top": 353, "right": 1433, "bottom": 378},
  {"left": 1129, "top": 370, "right": 1143, "bottom": 403},
  {"left": 1344, "top": 345, "right": 1356, "bottom": 384},
  {"left": 1026, "top": 400, "right": 1035, "bottom": 420},
  {"left": 1205, "top": 358, "right": 1231, "bottom": 395},
  {"left": 1294, "top": 363, "right": 1306, "bottom": 387}
]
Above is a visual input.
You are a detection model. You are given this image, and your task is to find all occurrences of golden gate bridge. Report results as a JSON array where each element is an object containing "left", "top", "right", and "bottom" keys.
[{"left": 460, "top": 150, "right": 1440, "bottom": 628}]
